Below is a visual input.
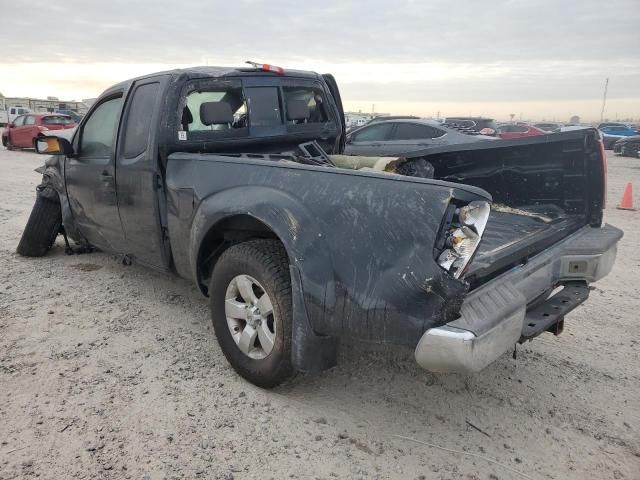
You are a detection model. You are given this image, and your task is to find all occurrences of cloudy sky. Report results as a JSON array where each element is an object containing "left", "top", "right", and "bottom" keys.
[{"left": 1, "top": 0, "right": 639, "bottom": 121}]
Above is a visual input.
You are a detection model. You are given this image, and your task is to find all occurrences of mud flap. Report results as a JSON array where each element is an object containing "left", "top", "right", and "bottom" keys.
[{"left": 289, "top": 265, "right": 337, "bottom": 372}]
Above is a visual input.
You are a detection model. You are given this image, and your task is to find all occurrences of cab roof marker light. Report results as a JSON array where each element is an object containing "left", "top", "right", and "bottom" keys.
[{"left": 245, "top": 61, "right": 285, "bottom": 75}]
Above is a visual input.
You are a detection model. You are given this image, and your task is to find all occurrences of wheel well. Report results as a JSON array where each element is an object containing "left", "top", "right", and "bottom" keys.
[{"left": 197, "top": 215, "right": 282, "bottom": 295}]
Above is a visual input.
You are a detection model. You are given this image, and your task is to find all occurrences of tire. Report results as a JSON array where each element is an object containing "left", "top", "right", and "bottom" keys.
[
  {"left": 16, "top": 193, "right": 62, "bottom": 257},
  {"left": 209, "top": 239, "right": 294, "bottom": 388}
]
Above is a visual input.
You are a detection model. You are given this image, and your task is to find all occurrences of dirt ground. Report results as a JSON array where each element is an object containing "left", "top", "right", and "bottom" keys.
[{"left": 0, "top": 147, "right": 638, "bottom": 480}]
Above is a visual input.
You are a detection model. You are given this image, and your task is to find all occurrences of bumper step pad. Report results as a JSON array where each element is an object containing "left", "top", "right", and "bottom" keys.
[{"left": 520, "top": 282, "right": 590, "bottom": 341}]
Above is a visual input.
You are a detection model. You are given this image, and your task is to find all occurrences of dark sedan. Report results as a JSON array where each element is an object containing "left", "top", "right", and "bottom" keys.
[
  {"left": 344, "top": 119, "right": 495, "bottom": 156},
  {"left": 613, "top": 136, "right": 640, "bottom": 157}
]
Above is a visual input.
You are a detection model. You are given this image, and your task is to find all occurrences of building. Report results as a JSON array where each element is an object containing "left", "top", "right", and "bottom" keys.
[
  {"left": 344, "top": 112, "right": 391, "bottom": 129},
  {"left": 0, "top": 93, "right": 90, "bottom": 115}
]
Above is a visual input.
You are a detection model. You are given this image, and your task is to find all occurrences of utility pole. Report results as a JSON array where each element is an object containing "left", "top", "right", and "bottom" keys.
[{"left": 600, "top": 77, "right": 609, "bottom": 122}]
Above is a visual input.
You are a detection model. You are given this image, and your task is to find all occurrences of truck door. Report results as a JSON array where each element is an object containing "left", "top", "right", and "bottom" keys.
[
  {"left": 65, "top": 92, "right": 127, "bottom": 252},
  {"left": 114, "top": 77, "right": 170, "bottom": 270}
]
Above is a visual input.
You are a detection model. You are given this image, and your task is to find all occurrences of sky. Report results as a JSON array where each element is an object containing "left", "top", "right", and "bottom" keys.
[{"left": 1, "top": 0, "right": 639, "bottom": 122}]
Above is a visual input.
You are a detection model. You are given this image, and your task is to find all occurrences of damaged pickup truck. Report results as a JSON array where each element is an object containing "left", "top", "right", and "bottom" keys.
[{"left": 19, "top": 64, "right": 622, "bottom": 387}]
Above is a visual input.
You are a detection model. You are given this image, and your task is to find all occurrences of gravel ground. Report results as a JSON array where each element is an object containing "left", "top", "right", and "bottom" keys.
[{"left": 0, "top": 147, "right": 638, "bottom": 480}]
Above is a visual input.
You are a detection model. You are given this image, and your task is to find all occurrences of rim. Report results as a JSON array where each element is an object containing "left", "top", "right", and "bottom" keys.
[{"left": 224, "top": 274, "right": 276, "bottom": 360}]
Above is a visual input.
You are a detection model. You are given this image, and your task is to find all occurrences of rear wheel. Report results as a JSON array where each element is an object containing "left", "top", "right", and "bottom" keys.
[
  {"left": 209, "top": 239, "right": 294, "bottom": 388},
  {"left": 16, "top": 193, "right": 62, "bottom": 257}
]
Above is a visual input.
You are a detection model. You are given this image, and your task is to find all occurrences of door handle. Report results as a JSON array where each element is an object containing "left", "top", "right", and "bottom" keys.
[
  {"left": 99, "top": 171, "right": 113, "bottom": 181},
  {"left": 371, "top": 143, "right": 381, "bottom": 147}
]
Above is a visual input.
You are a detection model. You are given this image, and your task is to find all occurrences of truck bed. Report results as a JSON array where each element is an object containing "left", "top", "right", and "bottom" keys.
[
  {"left": 408, "top": 130, "right": 605, "bottom": 288},
  {"left": 465, "top": 205, "right": 585, "bottom": 286}
]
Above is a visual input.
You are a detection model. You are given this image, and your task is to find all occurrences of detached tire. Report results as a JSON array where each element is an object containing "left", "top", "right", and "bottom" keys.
[
  {"left": 209, "top": 239, "right": 294, "bottom": 388},
  {"left": 16, "top": 193, "right": 62, "bottom": 257}
]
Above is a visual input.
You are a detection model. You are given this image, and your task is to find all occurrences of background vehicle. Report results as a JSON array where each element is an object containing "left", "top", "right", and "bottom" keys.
[
  {"left": 496, "top": 123, "right": 546, "bottom": 139},
  {"left": 20, "top": 66, "right": 620, "bottom": 388},
  {"left": 55, "top": 109, "right": 84, "bottom": 123},
  {"left": 2, "top": 113, "right": 75, "bottom": 149},
  {"left": 612, "top": 135, "right": 640, "bottom": 157},
  {"left": 0, "top": 105, "right": 32, "bottom": 127},
  {"left": 533, "top": 122, "right": 562, "bottom": 133},
  {"left": 598, "top": 123, "right": 637, "bottom": 149},
  {"left": 344, "top": 118, "right": 494, "bottom": 156},
  {"left": 443, "top": 117, "right": 498, "bottom": 135}
]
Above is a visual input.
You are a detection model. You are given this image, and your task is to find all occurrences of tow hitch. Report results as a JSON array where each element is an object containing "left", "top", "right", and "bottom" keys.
[{"left": 519, "top": 282, "right": 590, "bottom": 342}]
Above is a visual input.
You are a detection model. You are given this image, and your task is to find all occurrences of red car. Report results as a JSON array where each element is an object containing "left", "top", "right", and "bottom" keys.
[
  {"left": 2, "top": 113, "right": 76, "bottom": 150},
  {"left": 496, "top": 123, "right": 546, "bottom": 139}
]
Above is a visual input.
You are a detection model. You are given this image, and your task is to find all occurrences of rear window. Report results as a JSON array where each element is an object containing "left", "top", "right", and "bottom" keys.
[
  {"left": 282, "top": 86, "right": 329, "bottom": 124},
  {"left": 183, "top": 87, "right": 247, "bottom": 132},
  {"left": 245, "top": 87, "right": 282, "bottom": 127},
  {"left": 42, "top": 115, "right": 74, "bottom": 125},
  {"left": 392, "top": 123, "right": 444, "bottom": 140}
]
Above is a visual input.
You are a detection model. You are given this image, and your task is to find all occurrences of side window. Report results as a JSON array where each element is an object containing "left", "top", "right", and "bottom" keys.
[
  {"left": 79, "top": 96, "right": 123, "bottom": 158},
  {"left": 183, "top": 87, "right": 246, "bottom": 132},
  {"left": 283, "top": 86, "right": 329, "bottom": 124},
  {"left": 513, "top": 125, "right": 529, "bottom": 133},
  {"left": 352, "top": 123, "right": 393, "bottom": 142},
  {"left": 24, "top": 116, "right": 36, "bottom": 126},
  {"left": 392, "top": 123, "right": 438, "bottom": 140},
  {"left": 12, "top": 116, "right": 25, "bottom": 127},
  {"left": 245, "top": 87, "right": 282, "bottom": 127},
  {"left": 122, "top": 83, "right": 159, "bottom": 158}
]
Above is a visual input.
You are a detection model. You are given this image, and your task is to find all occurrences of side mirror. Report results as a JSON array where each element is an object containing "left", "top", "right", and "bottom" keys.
[{"left": 34, "top": 136, "right": 74, "bottom": 156}]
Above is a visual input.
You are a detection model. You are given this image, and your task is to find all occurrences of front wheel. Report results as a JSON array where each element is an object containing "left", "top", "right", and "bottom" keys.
[
  {"left": 209, "top": 239, "right": 294, "bottom": 388},
  {"left": 16, "top": 193, "right": 62, "bottom": 257}
]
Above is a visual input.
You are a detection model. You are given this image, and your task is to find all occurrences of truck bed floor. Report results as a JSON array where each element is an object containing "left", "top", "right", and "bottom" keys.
[{"left": 466, "top": 205, "right": 584, "bottom": 286}]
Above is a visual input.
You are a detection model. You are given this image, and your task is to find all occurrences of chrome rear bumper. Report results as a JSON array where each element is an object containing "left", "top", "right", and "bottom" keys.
[{"left": 415, "top": 224, "right": 622, "bottom": 373}]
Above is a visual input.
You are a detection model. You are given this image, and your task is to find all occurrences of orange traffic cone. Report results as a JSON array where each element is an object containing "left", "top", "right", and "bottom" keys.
[{"left": 617, "top": 182, "right": 635, "bottom": 210}]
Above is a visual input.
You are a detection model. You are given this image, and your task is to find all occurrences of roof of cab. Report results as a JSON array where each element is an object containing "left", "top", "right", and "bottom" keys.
[{"left": 104, "top": 65, "right": 322, "bottom": 94}]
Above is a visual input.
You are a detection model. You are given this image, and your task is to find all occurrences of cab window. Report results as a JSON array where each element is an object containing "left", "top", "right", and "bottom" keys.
[
  {"left": 79, "top": 96, "right": 123, "bottom": 158},
  {"left": 183, "top": 87, "right": 247, "bottom": 132},
  {"left": 283, "top": 86, "right": 329, "bottom": 124}
]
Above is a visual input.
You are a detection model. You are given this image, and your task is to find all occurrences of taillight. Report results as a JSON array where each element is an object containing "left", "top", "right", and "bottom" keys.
[
  {"left": 599, "top": 139, "right": 607, "bottom": 208},
  {"left": 436, "top": 201, "right": 491, "bottom": 279},
  {"left": 38, "top": 126, "right": 49, "bottom": 131}
]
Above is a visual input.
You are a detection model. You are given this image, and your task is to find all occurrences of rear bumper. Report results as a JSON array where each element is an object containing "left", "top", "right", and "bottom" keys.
[{"left": 415, "top": 224, "right": 623, "bottom": 373}]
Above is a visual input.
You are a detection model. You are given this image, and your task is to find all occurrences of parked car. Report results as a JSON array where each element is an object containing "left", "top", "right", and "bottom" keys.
[
  {"left": 443, "top": 117, "right": 498, "bottom": 135},
  {"left": 496, "top": 123, "right": 546, "bottom": 139},
  {"left": 613, "top": 135, "right": 640, "bottom": 157},
  {"left": 20, "top": 65, "right": 620, "bottom": 388},
  {"left": 2, "top": 113, "right": 75, "bottom": 149},
  {"left": 344, "top": 119, "right": 495, "bottom": 156},
  {"left": 533, "top": 123, "right": 562, "bottom": 133},
  {"left": 597, "top": 123, "right": 637, "bottom": 149}
]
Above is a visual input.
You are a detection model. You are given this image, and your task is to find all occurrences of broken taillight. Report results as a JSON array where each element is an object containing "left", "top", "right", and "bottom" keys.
[{"left": 436, "top": 201, "right": 490, "bottom": 279}]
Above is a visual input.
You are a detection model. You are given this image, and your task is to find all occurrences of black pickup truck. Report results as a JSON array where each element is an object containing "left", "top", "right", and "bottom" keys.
[{"left": 18, "top": 65, "right": 622, "bottom": 387}]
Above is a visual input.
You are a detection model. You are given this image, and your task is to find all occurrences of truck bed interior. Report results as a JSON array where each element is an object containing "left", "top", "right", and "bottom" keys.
[{"left": 421, "top": 133, "right": 603, "bottom": 288}]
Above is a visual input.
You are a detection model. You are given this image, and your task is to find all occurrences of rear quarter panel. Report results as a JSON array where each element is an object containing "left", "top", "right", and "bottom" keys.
[{"left": 166, "top": 154, "right": 490, "bottom": 346}]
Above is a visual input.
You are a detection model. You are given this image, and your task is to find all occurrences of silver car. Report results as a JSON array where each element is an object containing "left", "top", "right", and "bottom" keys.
[{"left": 344, "top": 118, "right": 495, "bottom": 156}]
